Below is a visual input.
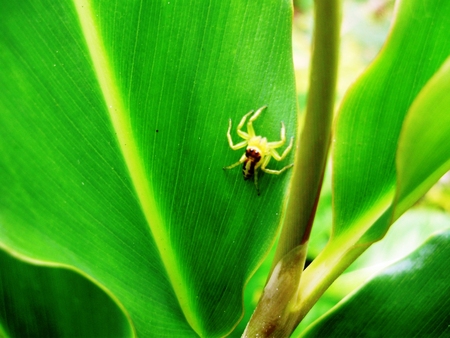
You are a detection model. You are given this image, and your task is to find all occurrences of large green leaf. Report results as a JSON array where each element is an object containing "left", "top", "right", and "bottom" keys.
[
  {"left": 0, "top": 0, "right": 296, "bottom": 336},
  {"left": 300, "top": 230, "right": 450, "bottom": 337},
  {"left": 333, "top": 0, "right": 450, "bottom": 242},
  {"left": 0, "top": 250, "right": 133, "bottom": 337},
  {"left": 395, "top": 56, "right": 450, "bottom": 217}
]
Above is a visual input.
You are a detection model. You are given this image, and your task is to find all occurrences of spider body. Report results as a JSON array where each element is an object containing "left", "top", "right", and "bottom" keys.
[
  {"left": 223, "top": 105, "right": 294, "bottom": 194},
  {"left": 243, "top": 146, "right": 262, "bottom": 180}
]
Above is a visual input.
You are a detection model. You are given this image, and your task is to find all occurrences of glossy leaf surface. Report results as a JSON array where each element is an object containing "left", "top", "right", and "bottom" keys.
[
  {"left": 395, "top": 56, "right": 450, "bottom": 217},
  {"left": 0, "top": 0, "right": 296, "bottom": 336},
  {"left": 301, "top": 230, "right": 450, "bottom": 337},
  {"left": 0, "top": 250, "right": 133, "bottom": 337},
  {"left": 333, "top": 0, "right": 450, "bottom": 241}
]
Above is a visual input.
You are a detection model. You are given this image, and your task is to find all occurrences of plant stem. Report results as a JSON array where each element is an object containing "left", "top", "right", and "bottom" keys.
[
  {"left": 243, "top": 1, "right": 341, "bottom": 336},
  {"left": 273, "top": 0, "right": 341, "bottom": 270}
]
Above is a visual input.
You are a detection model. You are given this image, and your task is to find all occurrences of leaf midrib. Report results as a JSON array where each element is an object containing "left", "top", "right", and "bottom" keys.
[{"left": 72, "top": 0, "right": 198, "bottom": 333}]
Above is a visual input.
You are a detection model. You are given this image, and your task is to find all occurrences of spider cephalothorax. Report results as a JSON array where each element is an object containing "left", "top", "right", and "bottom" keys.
[{"left": 223, "top": 105, "right": 294, "bottom": 194}]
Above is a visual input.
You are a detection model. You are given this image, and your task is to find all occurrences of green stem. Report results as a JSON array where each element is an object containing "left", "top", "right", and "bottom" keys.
[
  {"left": 242, "top": 1, "right": 341, "bottom": 336},
  {"left": 273, "top": 0, "right": 341, "bottom": 269},
  {"left": 294, "top": 238, "right": 370, "bottom": 324}
]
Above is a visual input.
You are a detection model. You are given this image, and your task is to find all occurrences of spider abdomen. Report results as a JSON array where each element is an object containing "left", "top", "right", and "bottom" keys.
[
  {"left": 223, "top": 106, "right": 294, "bottom": 194},
  {"left": 243, "top": 148, "right": 262, "bottom": 180}
]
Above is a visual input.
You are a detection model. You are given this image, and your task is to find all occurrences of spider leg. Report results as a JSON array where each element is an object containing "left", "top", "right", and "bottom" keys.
[
  {"left": 227, "top": 119, "right": 249, "bottom": 150},
  {"left": 267, "top": 121, "right": 287, "bottom": 149},
  {"left": 260, "top": 153, "right": 293, "bottom": 175},
  {"left": 236, "top": 110, "right": 254, "bottom": 139},
  {"left": 261, "top": 163, "right": 294, "bottom": 175},
  {"left": 223, "top": 153, "right": 247, "bottom": 170},
  {"left": 247, "top": 105, "right": 267, "bottom": 138},
  {"left": 270, "top": 136, "right": 294, "bottom": 161},
  {"left": 253, "top": 169, "right": 261, "bottom": 195}
]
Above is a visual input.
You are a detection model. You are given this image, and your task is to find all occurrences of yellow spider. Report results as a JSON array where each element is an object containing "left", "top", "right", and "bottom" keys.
[{"left": 223, "top": 105, "right": 294, "bottom": 194}]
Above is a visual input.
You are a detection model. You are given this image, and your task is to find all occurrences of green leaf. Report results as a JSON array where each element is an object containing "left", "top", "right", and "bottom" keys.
[
  {"left": 300, "top": 230, "right": 450, "bottom": 337},
  {"left": 333, "top": 0, "right": 450, "bottom": 242},
  {"left": 293, "top": 208, "right": 450, "bottom": 337},
  {"left": 395, "top": 56, "right": 450, "bottom": 217},
  {"left": 0, "top": 325, "right": 11, "bottom": 338},
  {"left": 0, "top": 0, "right": 296, "bottom": 336},
  {"left": 0, "top": 250, "right": 133, "bottom": 337}
]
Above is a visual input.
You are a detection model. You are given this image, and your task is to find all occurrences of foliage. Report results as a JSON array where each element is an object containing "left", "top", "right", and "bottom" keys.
[{"left": 1, "top": 0, "right": 450, "bottom": 337}]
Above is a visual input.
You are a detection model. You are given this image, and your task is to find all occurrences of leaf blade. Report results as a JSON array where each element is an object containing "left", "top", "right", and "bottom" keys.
[
  {"left": 301, "top": 230, "right": 450, "bottom": 337},
  {"left": 0, "top": 249, "right": 134, "bottom": 338},
  {"left": 333, "top": 0, "right": 450, "bottom": 241},
  {"left": 0, "top": 0, "right": 297, "bottom": 336},
  {"left": 395, "top": 56, "right": 450, "bottom": 217}
]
